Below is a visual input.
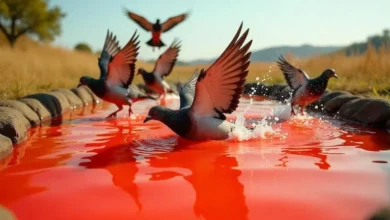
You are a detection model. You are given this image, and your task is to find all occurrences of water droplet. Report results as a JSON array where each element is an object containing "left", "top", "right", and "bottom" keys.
[{"left": 256, "top": 77, "right": 260, "bottom": 81}]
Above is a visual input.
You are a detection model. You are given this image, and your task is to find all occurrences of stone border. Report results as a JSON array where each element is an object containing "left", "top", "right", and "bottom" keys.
[
  {"left": 244, "top": 83, "right": 390, "bottom": 130},
  {"left": 0, "top": 83, "right": 170, "bottom": 159},
  {"left": 2, "top": 82, "right": 389, "bottom": 158},
  {"left": 0, "top": 85, "right": 103, "bottom": 159}
]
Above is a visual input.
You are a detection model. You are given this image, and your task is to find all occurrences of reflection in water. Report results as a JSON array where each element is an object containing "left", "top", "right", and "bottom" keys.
[
  {"left": 276, "top": 147, "right": 330, "bottom": 170},
  {"left": 0, "top": 99, "right": 389, "bottom": 220},
  {"left": 148, "top": 140, "right": 249, "bottom": 220},
  {"left": 79, "top": 120, "right": 143, "bottom": 211}
]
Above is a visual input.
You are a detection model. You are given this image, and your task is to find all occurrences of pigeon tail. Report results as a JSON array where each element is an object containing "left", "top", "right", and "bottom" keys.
[{"left": 146, "top": 38, "right": 165, "bottom": 48}]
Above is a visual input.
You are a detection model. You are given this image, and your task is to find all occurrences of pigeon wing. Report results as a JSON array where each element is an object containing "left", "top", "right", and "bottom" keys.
[
  {"left": 152, "top": 38, "right": 181, "bottom": 78},
  {"left": 179, "top": 69, "right": 200, "bottom": 109},
  {"left": 277, "top": 55, "right": 310, "bottom": 90},
  {"left": 125, "top": 10, "right": 154, "bottom": 32},
  {"left": 189, "top": 22, "right": 252, "bottom": 119},
  {"left": 161, "top": 12, "right": 189, "bottom": 33},
  {"left": 105, "top": 30, "right": 140, "bottom": 88},
  {"left": 98, "top": 30, "right": 121, "bottom": 80}
]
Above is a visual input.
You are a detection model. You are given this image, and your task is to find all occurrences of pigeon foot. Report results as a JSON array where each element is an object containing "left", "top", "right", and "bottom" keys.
[
  {"left": 106, "top": 113, "right": 117, "bottom": 119},
  {"left": 291, "top": 107, "right": 296, "bottom": 116}
]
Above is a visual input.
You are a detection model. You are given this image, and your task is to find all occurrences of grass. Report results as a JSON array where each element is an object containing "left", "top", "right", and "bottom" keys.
[{"left": 0, "top": 37, "right": 390, "bottom": 100}]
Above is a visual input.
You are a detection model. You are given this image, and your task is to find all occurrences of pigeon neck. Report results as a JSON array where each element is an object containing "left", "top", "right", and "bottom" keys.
[
  {"left": 161, "top": 108, "right": 192, "bottom": 137},
  {"left": 307, "top": 74, "right": 329, "bottom": 96},
  {"left": 141, "top": 71, "right": 155, "bottom": 84},
  {"left": 87, "top": 79, "right": 106, "bottom": 98}
]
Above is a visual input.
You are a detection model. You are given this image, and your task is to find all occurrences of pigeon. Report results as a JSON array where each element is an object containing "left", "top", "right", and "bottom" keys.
[
  {"left": 137, "top": 38, "right": 181, "bottom": 98},
  {"left": 143, "top": 22, "right": 252, "bottom": 141},
  {"left": 125, "top": 9, "right": 189, "bottom": 51},
  {"left": 276, "top": 55, "right": 338, "bottom": 116},
  {"left": 78, "top": 30, "right": 156, "bottom": 118}
]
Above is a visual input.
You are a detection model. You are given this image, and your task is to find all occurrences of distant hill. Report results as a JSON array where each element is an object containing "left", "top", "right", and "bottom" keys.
[
  {"left": 343, "top": 29, "right": 390, "bottom": 56},
  {"left": 187, "top": 44, "right": 343, "bottom": 65}
]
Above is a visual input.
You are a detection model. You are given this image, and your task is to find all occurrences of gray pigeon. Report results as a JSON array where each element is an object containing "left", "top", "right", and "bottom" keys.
[
  {"left": 143, "top": 22, "right": 252, "bottom": 141},
  {"left": 137, "top": 39, "right": 181, "bottom": 98},
  {"left": 78, "top": 30, "right": 156, "bottom": 118},
  {"left": 277, "top": 55, "right": 338, "bottom": 116}
]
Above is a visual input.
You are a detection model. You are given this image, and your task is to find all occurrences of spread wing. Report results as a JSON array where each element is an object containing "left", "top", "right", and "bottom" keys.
[
  {"left": 105, "top": 30, "right": 140, "bottom": 88},
  {"left": 277, "top": 55, "right": 310, "bottom": 90},
  {"left": 152, "top": 38, "right": 181, "bottom": 78},
  {"left": 179, "top": 69, "right": 200, "bottom": 109},
  {"left": 189, "top": 22, "right": 252, "bottom": 119},
  {"left": 125, "top": 9, "right": 153, "bottom": 32},
  {"left": 161, "top": 12, "right": 190, "bottom": 33},
  {"left": 98, "top": 30, "right": 121, "bottom": 80}
]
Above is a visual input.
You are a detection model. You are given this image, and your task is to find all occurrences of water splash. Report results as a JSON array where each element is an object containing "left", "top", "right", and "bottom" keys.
[{"left": 229, "top": 113, "right": 276, "bottom": 141}]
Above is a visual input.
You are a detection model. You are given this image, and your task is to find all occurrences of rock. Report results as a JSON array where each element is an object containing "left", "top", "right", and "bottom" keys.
[
  {"left": 0, "top": 134, "right": 12, "bottom": 159},
  {"left": 0, "top": 107, "right": 29, "bottom": 144},
  {"left": 309, "top": 90, "right": 350, "bottom": 111},
  {"left": 23, "top": 92, "right": 69, "bottom": 118},
  {"left": 83, "top": 86, "right": 102, "bottom": 104},
  {"left": 71, "top": 86, "right": 93, "bottom": 105},
  {"left": 47, "top": 91, "right": 71, "bottom": 112},
  {"left": 268, "top": 84, "right": 289, "bottom": 100},
  {"left": 0, "top": 100, "right": 40, "bottom": 126},
  {"left": 52, "top": 88, "right": 84, "bottom": 108},
  {"left": 18, "top": 98, "right": 51, "bottom": 121},
  {"left": 337, "top": 98, "right": 369, "bottom": 121},
  {"left": 350, "top": 98, "right": 390, "bottom": 125},
  {"left": 323, "top": 95, "right": 362, "bottom": 114},
  {"left": 275, "top": 86, "right": 292, "bottom": 103}
]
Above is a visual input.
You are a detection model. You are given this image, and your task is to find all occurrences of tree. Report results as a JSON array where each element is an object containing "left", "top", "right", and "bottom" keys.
[
  {"left": 74, "top": 43, "right": 92, "bottom": 53},
  {"left": 0, "top": 0, "right": 66, "bottom": 47}
]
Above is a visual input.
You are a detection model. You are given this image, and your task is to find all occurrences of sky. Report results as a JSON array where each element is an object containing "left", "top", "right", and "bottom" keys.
[{"left": 50, "top": 0, "right": 390, "bottom": 62}]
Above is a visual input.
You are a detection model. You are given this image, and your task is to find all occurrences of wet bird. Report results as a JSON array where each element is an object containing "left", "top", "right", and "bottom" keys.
[
  {"left": 137, "top": 38, "right": 181, "bottom": 99},
  {"left": 143, "top": 22, "right": 252, "bottom": 141},
  {"left": 78, "top": 30, "right": 156, "bottom": 118},
  {"left": 125, "top": 9, "right": 189, "bottom": 51},
  {"left": 276, "top": 55, "right": 338, "bottom": 116}
]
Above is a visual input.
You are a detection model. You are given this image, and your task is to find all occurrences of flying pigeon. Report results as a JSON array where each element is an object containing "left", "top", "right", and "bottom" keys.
[
  {"left": 137, "top": 38, "right": 181, "bottom": 99},
  {"left": 143, "top": 22, "right": 252, "bottom": 141},
  {"left": 276, "top": 55, "right": 338, "bottom": 116},
  {"left": 125, "top": 9, "right": 189, "bottom": 51},
  {"left": 78, "top": 30, "right": 156, "bottom": 118}
]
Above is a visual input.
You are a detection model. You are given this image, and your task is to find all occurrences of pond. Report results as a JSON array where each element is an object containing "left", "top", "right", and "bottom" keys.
[{"left": 0, "top": 96, "right": 389, "bottom": 220}]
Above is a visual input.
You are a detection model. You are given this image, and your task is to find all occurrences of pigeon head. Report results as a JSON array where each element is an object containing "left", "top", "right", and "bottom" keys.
[
  {"left": 137, "top": 68, "right": 146, "bottom": 75},
  {"left": 156, "top": 19, "right": 160, "bottom": 24},
  {"left": 78, "top": 76, "right": 93, "bottom": 87},
  {"left": 322, "top": 69, "right": 338, "bottom": 79},
  {"left": 144, "top": 106, "right": 169, "bottom": 123}
]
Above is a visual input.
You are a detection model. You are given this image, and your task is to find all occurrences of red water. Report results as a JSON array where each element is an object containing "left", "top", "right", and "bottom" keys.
[{"left": 0, "top": 97, "right": 389, "bottom": 220}]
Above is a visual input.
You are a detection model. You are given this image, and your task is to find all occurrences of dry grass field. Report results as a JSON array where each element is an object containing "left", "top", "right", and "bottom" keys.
[{"left": 1, "top": 36, "right": 389, "bottom": 100}]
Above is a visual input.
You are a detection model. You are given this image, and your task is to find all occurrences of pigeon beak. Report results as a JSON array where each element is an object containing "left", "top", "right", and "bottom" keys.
[
  {"left": 143, "top": 116, "right": 152, "bottom": 123},
  {"left": 333, "top": 74, "right": 338, "bottom": 78},
  {"left": 77, "top": 83, "right": 82, "bottom": 88}
]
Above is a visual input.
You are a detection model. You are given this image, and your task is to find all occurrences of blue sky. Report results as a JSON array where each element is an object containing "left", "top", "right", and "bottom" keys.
[{"left": 51, "top": 0, "right": 390, "bottom": 62}]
